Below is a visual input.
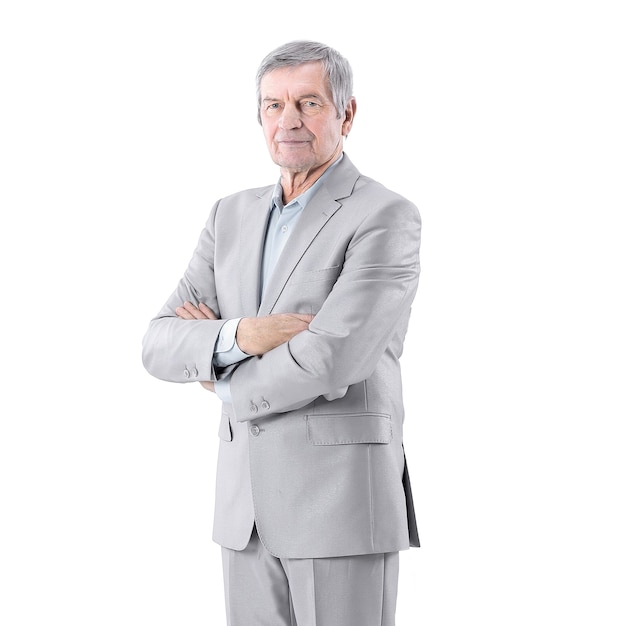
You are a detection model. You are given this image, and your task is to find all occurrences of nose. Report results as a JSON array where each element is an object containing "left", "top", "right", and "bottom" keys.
[{"left": 279, "top": 103, "right": 302, "bottom": 130}]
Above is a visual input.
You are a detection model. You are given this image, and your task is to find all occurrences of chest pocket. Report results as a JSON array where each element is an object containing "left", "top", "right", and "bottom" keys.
[
  {"left": 291, "top": 265, "right": 341, "bottom": 283},
  {"left": 283, "top": 265, "right": 342, "bottom": 313}
]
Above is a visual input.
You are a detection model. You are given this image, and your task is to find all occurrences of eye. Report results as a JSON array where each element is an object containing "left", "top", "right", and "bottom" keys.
[
  {"left": 303, "top": 101, "right": 320, "bottom": 108},
  {"left": 267, "top": 102, "right": 280, "bottom": 110}
]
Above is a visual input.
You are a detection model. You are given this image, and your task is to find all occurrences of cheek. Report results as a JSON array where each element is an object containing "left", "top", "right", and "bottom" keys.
[
  {"left": 316, "top": 116, "right": 343, "bottom": 136},
  {"left": 319, "top": 125, "right": 343, "bottom": 146}
]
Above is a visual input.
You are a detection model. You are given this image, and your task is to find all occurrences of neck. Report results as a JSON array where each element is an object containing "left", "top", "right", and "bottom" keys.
[{"left": 279, "top": 151, "right": 342, "bottom": 204}]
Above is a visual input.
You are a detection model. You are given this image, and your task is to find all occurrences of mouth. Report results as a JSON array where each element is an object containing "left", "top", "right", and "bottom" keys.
[
  {"left": 277, "top": 141, "right": 310, "bottom": 152},
  {"left": 276, "top": 137, "right": 311, "bottom": 146}
]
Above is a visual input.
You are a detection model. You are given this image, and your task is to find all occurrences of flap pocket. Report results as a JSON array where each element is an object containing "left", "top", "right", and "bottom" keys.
[
  {"left": 305, "top": 413, "right": 392, "bottom": 445},
  {"left": 218, "top": 411, "right": 232, "bottom": 442}
]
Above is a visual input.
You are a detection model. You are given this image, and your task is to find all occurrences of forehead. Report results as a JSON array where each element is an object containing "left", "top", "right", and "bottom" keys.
[{"left": 260, "top": 62, "right": 331, "bottom": 98}]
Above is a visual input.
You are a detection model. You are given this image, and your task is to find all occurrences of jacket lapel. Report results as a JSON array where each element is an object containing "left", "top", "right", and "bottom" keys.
[
  {"left": 258, "top": 155, "right": 361, "bottom": 316},
  {"left": 258, "top": 187, "right": 340, "bottom": 316},
  {"left": 239, "top": 188, "right": 272, "bottom": 316}
]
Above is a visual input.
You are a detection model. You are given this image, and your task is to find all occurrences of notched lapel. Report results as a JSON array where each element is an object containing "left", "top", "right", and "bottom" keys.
[
  {"left": 258, "top": 185, "right": 342, "bottom": 317},
  {"left": 239, "top": 190, "right": 272, "bottom": 316}
]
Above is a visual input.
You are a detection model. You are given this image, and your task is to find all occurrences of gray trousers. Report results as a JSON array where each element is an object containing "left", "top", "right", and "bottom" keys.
[{"left": 221, "top": 526, "right": 399, "bottom": 626}]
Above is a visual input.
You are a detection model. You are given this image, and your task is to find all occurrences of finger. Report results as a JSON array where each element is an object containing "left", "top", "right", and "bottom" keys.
[
  {"left": 198, "top": 303, "right": 218, "bottom": 320},
  {"left": 182, "top": 301, "right": 207, "bottom": 320},
  {"left": 200, "top": 381, "right": 215, "bottom": 392},
  {"left": 175, "top": 306, "right": 195, "bottom": 320},
  {"left": 292, "top": 313, "right": 315, "bottom": 323}
]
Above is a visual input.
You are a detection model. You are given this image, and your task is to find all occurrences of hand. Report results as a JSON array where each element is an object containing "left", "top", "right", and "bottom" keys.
[
  {"left": 200, "top": 381, "right": 215, "bottom": 393},
  {"left": 236, "top": 313, "right": 314, "bottom": 356},
  {"left": 175, "top": 301, "right": 218, "bottom": 320}
]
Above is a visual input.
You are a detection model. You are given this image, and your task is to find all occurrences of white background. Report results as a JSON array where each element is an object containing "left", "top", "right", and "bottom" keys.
[{"left": 1, "top": 1, "right": 625, "bottom": 624}]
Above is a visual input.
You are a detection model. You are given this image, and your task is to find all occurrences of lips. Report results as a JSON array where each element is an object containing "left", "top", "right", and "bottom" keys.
[{"left": 276, "top": 136, "right": 312, "bottom": 144}]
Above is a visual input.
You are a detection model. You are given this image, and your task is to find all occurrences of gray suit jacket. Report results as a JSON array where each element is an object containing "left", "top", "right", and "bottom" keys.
[{"left": 142, "top": 154, "right": 421, "bottom": 558}]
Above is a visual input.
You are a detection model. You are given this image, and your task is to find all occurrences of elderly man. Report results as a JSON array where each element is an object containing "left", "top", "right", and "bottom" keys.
[{"left": 143, "top": 40, "right": 421, "bottom": 626}]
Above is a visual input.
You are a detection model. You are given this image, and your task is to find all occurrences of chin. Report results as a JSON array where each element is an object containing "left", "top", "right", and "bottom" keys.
[{"left": 276, "top": 157, "right": 316, "bottom": 172}]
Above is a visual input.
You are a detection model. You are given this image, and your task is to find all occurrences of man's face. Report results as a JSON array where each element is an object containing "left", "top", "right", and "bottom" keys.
[{"left": 259, "top": 62, "right": 354, "bottom": 174}]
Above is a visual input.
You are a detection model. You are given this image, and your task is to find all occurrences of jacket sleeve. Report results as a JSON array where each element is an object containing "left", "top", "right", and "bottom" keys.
[
  {"left": 142, "top": 201, "right": 229, "bottom": 384},
  {"left": 229, "top": 196, "right": 421, "bottom": 422}
]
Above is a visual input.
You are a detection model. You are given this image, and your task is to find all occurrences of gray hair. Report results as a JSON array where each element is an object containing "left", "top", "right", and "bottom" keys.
[{"left": 255, "top": 40, "right": 353, "bottom": 124}]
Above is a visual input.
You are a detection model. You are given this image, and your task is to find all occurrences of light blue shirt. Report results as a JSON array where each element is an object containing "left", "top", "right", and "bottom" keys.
[{"left": 213, "top": 157, "right": 342, "bottom": 403}]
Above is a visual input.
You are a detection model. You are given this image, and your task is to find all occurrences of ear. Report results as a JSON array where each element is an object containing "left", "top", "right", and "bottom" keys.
[{"left": 341, "top": 97, "right": 357, "bottom": 136}]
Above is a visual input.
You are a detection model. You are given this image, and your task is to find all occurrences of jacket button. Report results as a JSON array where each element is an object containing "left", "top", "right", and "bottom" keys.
[
  {"left": 250, "top": 425, "right": 260, "bottom": 437},
  {"left": 192, "top": 367, "right": 198, "bottom": 377},
  {"left": 183, "top": 368, "right": 190, "bottom": 379},
  {"left": 249, "top": 403, "right": 258, "bottom": 414},
  {"left": 261, "top": 400, "right": 270, "bottom": 411}
]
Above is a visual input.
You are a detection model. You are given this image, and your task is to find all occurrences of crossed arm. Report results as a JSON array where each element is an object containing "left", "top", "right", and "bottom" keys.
[{"left": 174, "top": 301, "right": 314, "bottom": 392}]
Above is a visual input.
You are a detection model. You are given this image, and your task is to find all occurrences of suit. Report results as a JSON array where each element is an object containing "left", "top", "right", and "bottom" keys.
[{"left": 142, "top": 154, "right": 421, "bottom": 559}]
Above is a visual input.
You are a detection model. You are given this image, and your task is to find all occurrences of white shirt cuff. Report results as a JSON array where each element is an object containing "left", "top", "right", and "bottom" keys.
[
  {"left": 213, "top": 317, "right": 249, "bottom": 367},
  {"left": 214, "top": 377, "right": 233, "bottom": 404}
]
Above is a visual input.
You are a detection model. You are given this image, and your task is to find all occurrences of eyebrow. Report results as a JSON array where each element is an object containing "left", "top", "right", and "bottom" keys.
[{"left": 262, "top": 93, "right": 325, "bottom": 103}]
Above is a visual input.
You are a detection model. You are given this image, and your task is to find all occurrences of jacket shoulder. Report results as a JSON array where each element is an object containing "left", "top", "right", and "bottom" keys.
[
  {"left": 347, "top": 175, "right": 421, "bottom": 226},
  {"left": 218, "top": 184, "right": 274, "bottom": 205}
]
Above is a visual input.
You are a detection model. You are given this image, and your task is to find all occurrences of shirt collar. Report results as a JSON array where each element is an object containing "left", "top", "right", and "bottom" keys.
[{"left": 271, "top": 154, "right": 343, "bottom": 212}]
